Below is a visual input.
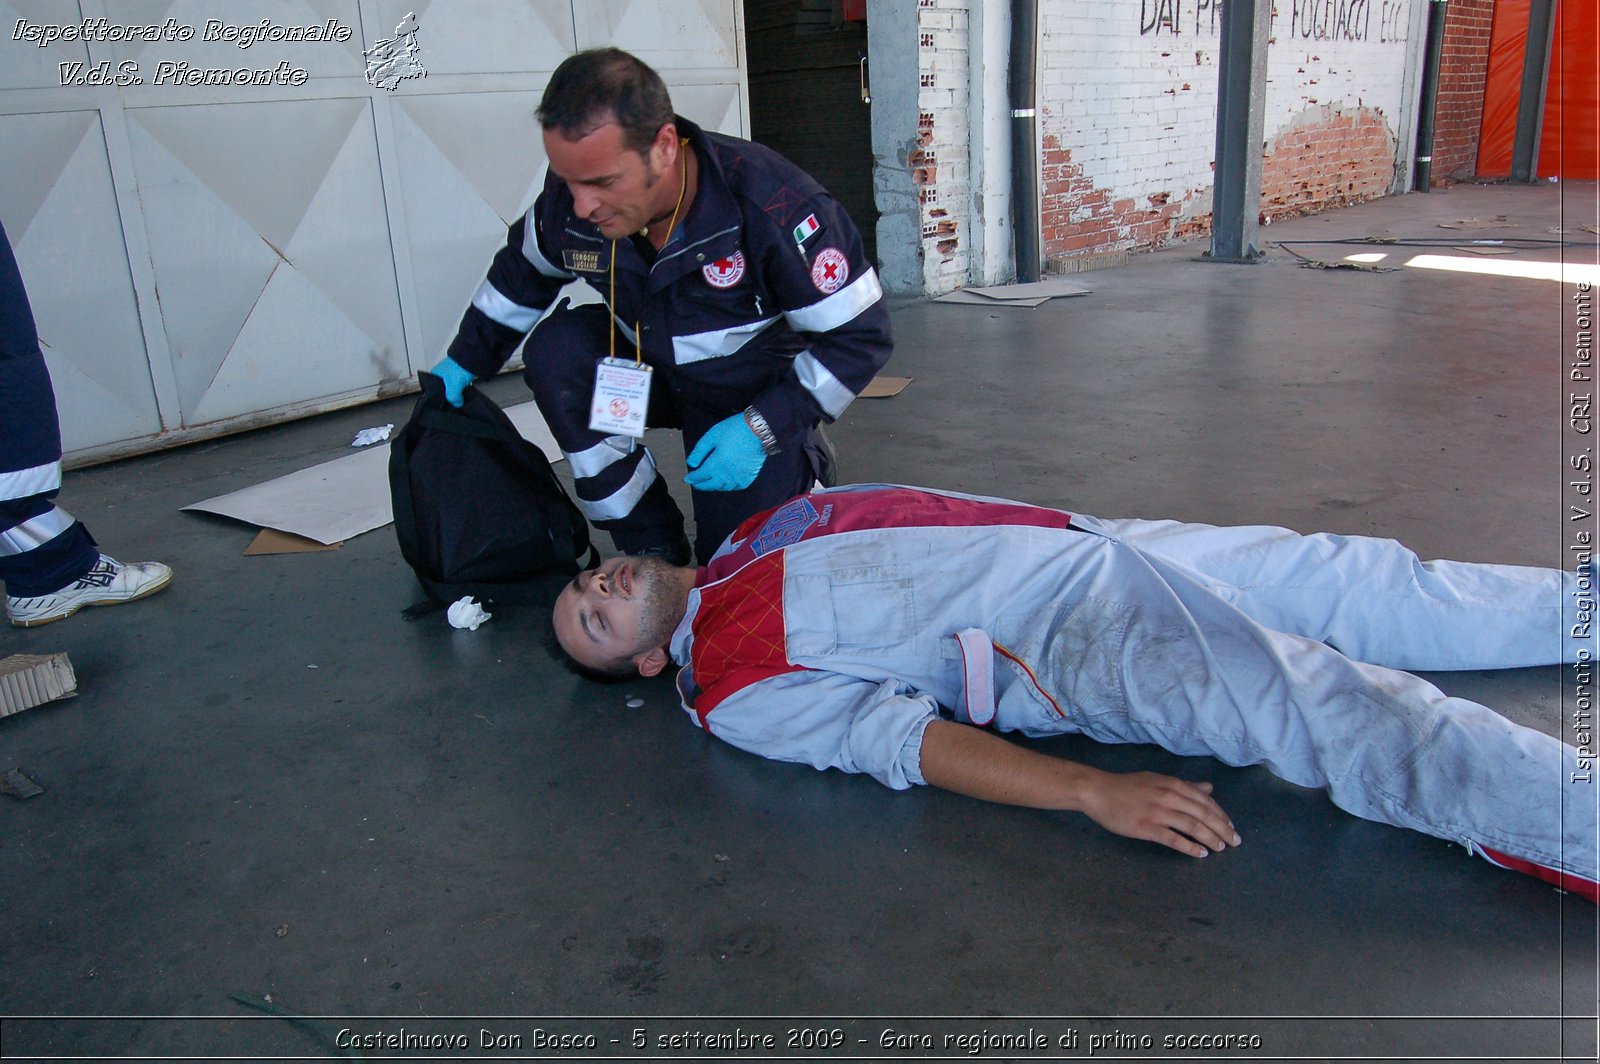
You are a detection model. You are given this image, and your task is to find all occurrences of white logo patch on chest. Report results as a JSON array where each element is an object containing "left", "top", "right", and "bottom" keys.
[{"left": 702, "top": 252, "right": 746, "bottom": 289}]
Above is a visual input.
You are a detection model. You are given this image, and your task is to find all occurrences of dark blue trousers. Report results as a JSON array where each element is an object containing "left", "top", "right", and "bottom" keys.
[
  {"left": 523, "top": 302, "right": 834, "bottom": 565},
  {"left": 0, "top": 219, "right": 98, "bottom": 596}
]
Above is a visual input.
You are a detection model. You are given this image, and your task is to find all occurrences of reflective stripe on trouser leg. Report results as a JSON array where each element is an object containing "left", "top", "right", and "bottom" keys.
[
  {"left": 0, "top": 460, "right": 61, "bottom": 502},
  {"left": 0, "top": 502, "right": 98, "bottom": 598},
  {"left": 569, "top": 444, "right": 658, "bottom": 522},
  {"left": 0, "top": 505, "right": 75, "bottom": 554},
  {"left": 565, "top": 445, "right": 692, "bottom": 557},
  {"left": 0, "top": 220, "right": 101, "bottom": 597},
  {"left": 525, "top": 303, "right": 685, "bottom": 551}
]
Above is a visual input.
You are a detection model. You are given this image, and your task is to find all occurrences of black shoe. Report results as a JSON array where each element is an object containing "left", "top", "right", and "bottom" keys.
[{"left": 633, "top": 531, "right": 692, "bottom": 567}]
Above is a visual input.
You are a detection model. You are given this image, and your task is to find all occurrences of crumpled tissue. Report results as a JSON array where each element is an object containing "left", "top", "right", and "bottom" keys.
[
  {"left": 447, "top": 596, "right": 491, "bottom": 631},
  {"left": 351, "top": 424, "right": 394, "bottom": 447}
]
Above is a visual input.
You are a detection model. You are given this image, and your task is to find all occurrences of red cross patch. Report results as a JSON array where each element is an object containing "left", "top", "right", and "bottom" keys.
[
  {"left": 702, "top": 252, "right": 746, "bottom": 289},
  {"left": 810, "top": 248, "right": 849, "bottom": 294}
]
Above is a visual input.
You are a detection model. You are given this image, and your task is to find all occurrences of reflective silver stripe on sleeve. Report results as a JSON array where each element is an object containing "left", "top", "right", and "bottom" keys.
[
  {"left": 0, "top": 506, "right": 75, "bottom": 556},
  {"left": 794, "top": 350, "right": 856, "bottom": 419},
  {"left": 566, "top": 436, "right": 637, "bottom": 480},
  {"left": 0, "top": 460, "right": 62, "bottom": 502},
  {"left": 520, "top": 206, "right": 575, "bottom": 280},
  {"left": 783, "top": 267, "right": 883, "bottom": 334},
  {"left": 471, "top": 280, "right": 544, "bottom": 333},
  {"left": 575, "top": 449, "right": 658, "bottom": 521},
  {"left": 671, "top": 316, "right": 780, "bottom": 365}
]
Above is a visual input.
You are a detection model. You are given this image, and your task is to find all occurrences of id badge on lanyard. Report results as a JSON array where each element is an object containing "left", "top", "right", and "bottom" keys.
[
  {"left": 591, "top": 167, "right": 684, "bottom": 439},
  {"left": 589, "top": 357, "right": 653, "bottom": 437}
]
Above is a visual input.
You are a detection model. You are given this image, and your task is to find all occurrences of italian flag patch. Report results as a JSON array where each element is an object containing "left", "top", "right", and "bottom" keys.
[{"left": 793, "top": 213, "right": 820, "bottom": 245}]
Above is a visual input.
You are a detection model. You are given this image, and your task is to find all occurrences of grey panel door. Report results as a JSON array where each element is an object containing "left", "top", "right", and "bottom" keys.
[{"left": 0, "top": 0, "right": 748, "bottom": 459}]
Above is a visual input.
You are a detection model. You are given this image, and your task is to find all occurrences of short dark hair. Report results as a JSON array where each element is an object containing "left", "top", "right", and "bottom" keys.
[
  {"left": 541, "top": 614, "right": 636, "bottom": 684},
  {"left": 538, "top": 48, "right": 674, "bottom": 156}
]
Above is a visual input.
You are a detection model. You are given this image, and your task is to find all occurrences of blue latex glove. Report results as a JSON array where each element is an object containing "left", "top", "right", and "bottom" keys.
[
  {"left": 429, "top": 356, "right": 476, "bottom": 407},
  {"left": 684, "top": 414, "right": 767, "bottom": 492}
]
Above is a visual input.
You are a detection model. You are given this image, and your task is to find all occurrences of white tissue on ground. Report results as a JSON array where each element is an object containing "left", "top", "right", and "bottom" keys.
[
  {"left": 447, "top": 597, "right": 491, "bottom": 631},
  {"left": 351, "top": 424, "right": 394, "bottom": 447}
]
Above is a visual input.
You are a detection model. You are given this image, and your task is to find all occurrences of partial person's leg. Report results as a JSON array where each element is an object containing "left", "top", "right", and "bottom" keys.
[
  {"left": 0, "top": 220, "right": 170, "bottom": 625},
  {"left": 523, "top": 302, "right": 687, "bottom": 560},
  {"left": 0, "top": 218, "right": 101, "bottom": 596},
  {"left": 1030, "top": 538, "right": 1596, "bottom": 898},
  {"left": 1081, "top": 514, "right": 1579, "bottom": 669}
]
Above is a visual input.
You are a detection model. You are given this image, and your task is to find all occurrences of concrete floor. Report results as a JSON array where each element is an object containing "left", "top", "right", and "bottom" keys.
[{"left": 1, "top": 182, "right": 1596, "bottom": 1062}]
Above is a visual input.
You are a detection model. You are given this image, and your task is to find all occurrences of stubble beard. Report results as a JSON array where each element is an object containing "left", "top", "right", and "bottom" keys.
[{"left": 626, "top": 557, "right": 686, "bottom": 659}]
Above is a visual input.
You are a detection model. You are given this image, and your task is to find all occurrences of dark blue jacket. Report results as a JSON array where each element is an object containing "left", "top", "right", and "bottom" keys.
[{"left": 446, "top": 117, "right": 893, "bottom": 443}]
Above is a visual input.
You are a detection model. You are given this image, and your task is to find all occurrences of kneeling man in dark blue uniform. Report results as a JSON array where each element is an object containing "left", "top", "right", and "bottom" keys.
[{"left": 434, "top": 48, "right": 893, "bottom": 566}]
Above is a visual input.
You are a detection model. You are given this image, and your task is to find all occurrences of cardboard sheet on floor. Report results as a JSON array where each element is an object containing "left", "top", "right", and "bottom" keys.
[
  {"left": 185, "top": 400, "right": 561, "bottom": 547},
  {"left": 244, "top": 529, "right": 342, "bottom": 555},
  {"left": 936, "top": 291, "right": 1052, "bottom": 308},
  {"left": 860, "top": 376, "right": 912, "bottom": 398},
  {"left": 934, "top": 278, "right": 1091, "bottom": 308}
]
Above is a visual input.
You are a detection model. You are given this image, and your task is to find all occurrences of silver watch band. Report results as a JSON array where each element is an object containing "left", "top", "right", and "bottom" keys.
[{"left": 743, "top": 407, "right": 780, "bottom": 455}]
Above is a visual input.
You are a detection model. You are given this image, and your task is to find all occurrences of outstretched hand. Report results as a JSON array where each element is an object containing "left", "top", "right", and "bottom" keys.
[
  {"left": 1077, "top": 771, "right": 1241, "bottom": 858},
  {"left": 918, "top": 720, "right": 1242, "bottom": 860}
]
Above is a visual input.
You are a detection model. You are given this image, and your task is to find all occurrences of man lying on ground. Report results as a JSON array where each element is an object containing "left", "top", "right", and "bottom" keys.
[{"left": 551, "top": 483, "right": 1598, "bottom": 901}]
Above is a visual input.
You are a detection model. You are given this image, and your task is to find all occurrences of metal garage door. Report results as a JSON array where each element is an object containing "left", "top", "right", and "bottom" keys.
[{"left": 0, "top": 0, "right": 748, "bottom": 463}]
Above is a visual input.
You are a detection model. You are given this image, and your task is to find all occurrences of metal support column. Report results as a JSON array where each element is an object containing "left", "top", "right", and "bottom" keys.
[
  {"left": 1510, "top": 0, "right": 1557, "bottom": 183},
  {"left": 1207, "top": 0, "right": 1271, "bottom": 263},
  {"left": 1009, "top": 0, "right": 1039, "bottom": 283},
  {"left": 1413, "top": 0, "right": 1449, "bottom": 192}
]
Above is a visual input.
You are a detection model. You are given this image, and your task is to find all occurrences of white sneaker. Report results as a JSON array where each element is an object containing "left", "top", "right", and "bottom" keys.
[{"left": 7, "top": 555, "right": 173, "bottom": 627}]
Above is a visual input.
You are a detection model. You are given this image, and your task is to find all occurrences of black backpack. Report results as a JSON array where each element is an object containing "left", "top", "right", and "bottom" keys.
[{"left": 390, "top": 373, "right": 598, "bottom": 613}]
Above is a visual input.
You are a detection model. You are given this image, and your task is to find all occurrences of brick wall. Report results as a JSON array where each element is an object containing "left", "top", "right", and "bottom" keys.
[
  {"left": 1035, "top": 0, "right": 1418, "bottom": 263},
  {"left": 915, "top": 0, "right": 972, "bottom": 293},
  {"left": 1430, "top": 0, "right": 1493, "bottom": 181},
  {"left": 1260, "top": 103, "right": 1398, "bottom": 218}
]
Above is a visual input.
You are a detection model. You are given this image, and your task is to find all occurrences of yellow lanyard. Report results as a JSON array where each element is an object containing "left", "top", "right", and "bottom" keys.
[{"left": 608, "top": 142, "right": 689, "bottom": 366}]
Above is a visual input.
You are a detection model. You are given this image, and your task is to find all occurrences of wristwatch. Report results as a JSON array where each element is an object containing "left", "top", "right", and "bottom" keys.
[{"left": 742, "top": 407, "right": 780, "bottom": 455}]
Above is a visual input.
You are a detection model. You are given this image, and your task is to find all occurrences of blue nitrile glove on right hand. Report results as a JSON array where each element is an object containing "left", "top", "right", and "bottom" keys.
[
  {"left": 429, "top": 356, "right": 476, "bottom": 407},
  {"left": 684, "top": 414, "right": 767, "bottom": 492}
]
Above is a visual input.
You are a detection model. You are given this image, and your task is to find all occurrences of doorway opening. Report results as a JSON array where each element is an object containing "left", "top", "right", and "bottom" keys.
[{"left": 743, "top": 0, "right": 879, "bottom": 265}]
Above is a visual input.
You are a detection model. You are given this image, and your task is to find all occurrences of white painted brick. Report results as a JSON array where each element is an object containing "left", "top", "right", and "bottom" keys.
[
  {"left": 1024, "top": 0, "right": 1410, "bottom": 261},
  {"left": 914, "top": 0, "right": 1408, "bottom": 288}
]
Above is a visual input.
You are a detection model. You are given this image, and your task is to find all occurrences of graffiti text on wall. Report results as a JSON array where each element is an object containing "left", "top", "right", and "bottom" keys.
[
  {"left": 1288, "top": 0, "right": 1408, "bottom": 43},
  {"left": 1139, "top": 0, "right": 1224, "bottom": 36},
  {"left": 1138, "top": 0, "right": 1409, "bottom": 42}
]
